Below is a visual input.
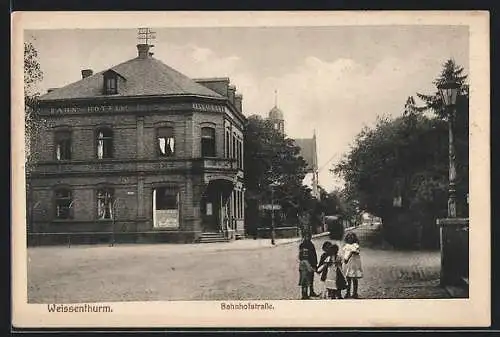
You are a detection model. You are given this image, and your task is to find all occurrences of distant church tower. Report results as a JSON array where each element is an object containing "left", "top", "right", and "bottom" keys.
[{"left": 268, "top": 90, "right": 285, "bottom": 135}]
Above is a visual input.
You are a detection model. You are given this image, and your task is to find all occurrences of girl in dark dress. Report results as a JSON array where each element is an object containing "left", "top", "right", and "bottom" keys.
[{"left": 298, "top": 248, "right": 315, "bottom": 299}]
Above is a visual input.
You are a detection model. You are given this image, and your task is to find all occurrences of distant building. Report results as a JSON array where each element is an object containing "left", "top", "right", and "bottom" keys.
[
  {"left": 28, "top": 43, "right": 247, "bottom": 244},
  {"left": 266, "top": 102, "right": 319, "bottom": 199}
]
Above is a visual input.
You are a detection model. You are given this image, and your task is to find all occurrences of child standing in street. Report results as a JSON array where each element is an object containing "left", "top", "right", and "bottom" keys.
[
  {"left": 318, "top": 243, "right": 346, "bottom": 299},
  {"left": 342, "top": 232, "right": 363, "bottom": 298},
  {"left": 298, "top": 248, "right": 315, "bottom": 299},
  {"left": 316, "top": 241, "right": 333, "bottom": 299}
]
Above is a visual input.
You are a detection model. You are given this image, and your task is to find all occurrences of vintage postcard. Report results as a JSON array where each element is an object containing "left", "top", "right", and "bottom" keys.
[{"left": 11, "top": 11, "right": 490, "bottom": 328}]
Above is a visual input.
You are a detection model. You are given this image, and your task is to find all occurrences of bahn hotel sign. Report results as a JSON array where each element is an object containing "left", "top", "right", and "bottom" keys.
[{"left": 46, "top": 103, "right": 229, "bottom": 114}]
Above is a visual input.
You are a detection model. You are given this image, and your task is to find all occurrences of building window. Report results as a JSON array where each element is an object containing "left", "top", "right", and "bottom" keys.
[
  {"left": 104, "top": 76, "right": 117, "bottom": 95},
  {"left": 54, "top": 130, "right": 71, "bottom": 160},
  {"left": 157, "top": 127, "right": 175, "bottom": 157},
  {"left": 232, "top": 134, "right": 236, "bottom": 159},
  {"left": 239, "top": 140, "right": 244, "bottom": 168},
  {"left": 55, "top": 188, "right": 73, "bottom": 219},
  {"left": 97, "top": 188, "right": 114, "bottom": 220},
  {"left": 96, "top": 128, "right": 113, "bottom": 159},
  {"left": 201, "top": 127, "right": 216, "bottom": 157},
  {"left": 153, "top": 187, "right": 180, "bottom": 228},
  {"left": 225, "top": 130, "right": 230, "bottom": 158}
]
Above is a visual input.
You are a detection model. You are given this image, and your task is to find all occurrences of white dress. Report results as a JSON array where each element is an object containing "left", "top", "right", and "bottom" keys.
[{"left": 342, "top": 243, "right": 363, "bottom": 278}]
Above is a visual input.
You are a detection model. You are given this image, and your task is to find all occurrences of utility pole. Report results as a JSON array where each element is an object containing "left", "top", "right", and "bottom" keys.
[{"left": 271, "top": 182, "right": 276, "bottom": 245}]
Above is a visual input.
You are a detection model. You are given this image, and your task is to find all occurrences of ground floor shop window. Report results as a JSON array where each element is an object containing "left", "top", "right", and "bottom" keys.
[{"left": 153, "top": 187, "right": 179, "bottom": 228}]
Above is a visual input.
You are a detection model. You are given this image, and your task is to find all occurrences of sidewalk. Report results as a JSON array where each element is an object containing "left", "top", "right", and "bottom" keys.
[{"left": 205, "top": 231, "right": 331, "bottom": 252}]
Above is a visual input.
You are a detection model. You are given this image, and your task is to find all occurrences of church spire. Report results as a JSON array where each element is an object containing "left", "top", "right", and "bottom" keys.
[{"left": 274, "top": 89, "right": 278, "bottom": 107}]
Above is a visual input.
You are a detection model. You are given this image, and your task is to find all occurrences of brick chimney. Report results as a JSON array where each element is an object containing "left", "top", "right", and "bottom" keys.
[
  {"left": 234, "top": 94, "right": 243, "bottom": 113},
  {"left": 227, "top": 85, "right": 236, "bottom": 106},
  {"left": 137, "top": 44, "right": 151, "bottom": 59},
  {"left": 81, "top": 69, "right": 93, "bottom": 79}
]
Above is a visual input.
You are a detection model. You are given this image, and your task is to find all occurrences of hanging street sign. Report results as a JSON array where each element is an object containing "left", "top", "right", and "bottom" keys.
[{"left": 260, "top": 204, "right": 282, "bottom": 211}]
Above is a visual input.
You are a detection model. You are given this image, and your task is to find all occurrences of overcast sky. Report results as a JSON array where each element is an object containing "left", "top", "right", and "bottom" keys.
[{"left": 26, "top": 26, "right": 469, "bottom": 191}]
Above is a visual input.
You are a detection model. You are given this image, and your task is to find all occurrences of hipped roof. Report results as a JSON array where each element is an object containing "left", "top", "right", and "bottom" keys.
[{"left": 39, "top": 55, "right": 224, "bottom": 101}]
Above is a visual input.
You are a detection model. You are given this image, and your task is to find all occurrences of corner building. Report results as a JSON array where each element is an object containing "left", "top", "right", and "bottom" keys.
[{"left": 29, "top": 44, "right": 246, "bottom": 244}]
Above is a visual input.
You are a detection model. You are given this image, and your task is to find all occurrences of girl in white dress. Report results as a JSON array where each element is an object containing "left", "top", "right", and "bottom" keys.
[{"left": 342, "top": 232, "right": 363, "bottom": 298}]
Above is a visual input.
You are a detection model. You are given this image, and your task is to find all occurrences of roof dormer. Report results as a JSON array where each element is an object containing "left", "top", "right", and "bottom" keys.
[{"left": 102, "top": 69, "right": 126, "bottom": 95}]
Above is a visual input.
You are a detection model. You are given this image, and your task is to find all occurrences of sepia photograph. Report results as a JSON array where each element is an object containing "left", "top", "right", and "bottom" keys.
[{"left": 12, "top": 11, "right": 490, "bottom": 328}]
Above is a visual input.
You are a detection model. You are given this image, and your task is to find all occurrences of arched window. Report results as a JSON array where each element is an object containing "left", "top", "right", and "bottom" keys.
[
  {"left": 225, "top": 129, "right": 230, "bottom": 158},
  {"left": 201, "top": 127, "right": 216, "bottom": 157},
  {"left": 54, "top": 188, "right": 73, "bottom": 219},
  {"left": 96, "top": 127, "right": 113, "bottom": 159},
  {"left": 54, "top": 130, "right": 71, "bottom": 160},
  {"left": 157, "top": 127, "right": 175, "bottom": 157},
  {"left": 96, "top": 188, "right": 114, "bottom": 220}
]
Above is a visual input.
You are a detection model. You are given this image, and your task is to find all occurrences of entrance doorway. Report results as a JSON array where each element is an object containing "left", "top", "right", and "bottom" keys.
[{"left": 202, "top": 179, "right": 233, "bottom": 233}]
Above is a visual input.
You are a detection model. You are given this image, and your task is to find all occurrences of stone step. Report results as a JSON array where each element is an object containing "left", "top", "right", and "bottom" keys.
[
  {"left": 200, "top": 232, "right": 224, "bottom": 237},
  {"left": 198, "top": 232, "right": 229, "bottom": 243},
  {"left": 198, "top": 238, "right": 230, "bottom": 243}
]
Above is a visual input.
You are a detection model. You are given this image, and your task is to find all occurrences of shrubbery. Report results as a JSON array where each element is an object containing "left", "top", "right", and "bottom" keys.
[{"left": 334, "top": 60, "right": 469, "bottom": 250}]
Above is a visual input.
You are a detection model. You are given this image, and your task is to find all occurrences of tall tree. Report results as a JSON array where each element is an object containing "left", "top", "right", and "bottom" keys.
[
  {"left": 24, "top": 41, "right": 44, "bottom": 174},
  {"left": 24, "top": 41, "right": 44, "bottom": 235},
  {"left": 244, "top": 115, "right": 310, "bottom": 234},
  {"left": 417, "top": 58, "right": 469, "bottom": 217},
  {"left": 334, "top": 59, "right": 469, "bottom": 249}
]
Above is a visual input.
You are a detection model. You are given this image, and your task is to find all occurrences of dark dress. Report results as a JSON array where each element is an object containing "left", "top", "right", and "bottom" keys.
[{"left": 299, "top": 239, "right": 318, "bottom": 285}]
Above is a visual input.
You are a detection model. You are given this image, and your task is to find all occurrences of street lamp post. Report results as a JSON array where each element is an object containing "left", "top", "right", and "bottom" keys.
[
  {"left": 438, "top": 79, "right": 460, "bottom": 218},
  {"left": 271, "top": 183, "right": 276, "bottom": 245},
  {"left": 269, "top": 176, "right": 281, "bottom": 245}
]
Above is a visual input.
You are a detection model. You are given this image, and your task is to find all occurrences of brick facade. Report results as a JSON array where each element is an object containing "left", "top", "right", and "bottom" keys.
[{"left": 28, "top": 45, "right": 246, "bottom": 245}]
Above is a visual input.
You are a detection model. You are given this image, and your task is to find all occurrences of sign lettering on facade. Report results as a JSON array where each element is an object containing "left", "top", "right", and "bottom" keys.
[
  {"left": 46, "top": 103, "right": 191, "bottom": 115},
  {"left": 87, "top": 105, "right": 129, "bottom": 113},
  {"left": 192, "top": 103, "right": 226, "bottom": 113}
]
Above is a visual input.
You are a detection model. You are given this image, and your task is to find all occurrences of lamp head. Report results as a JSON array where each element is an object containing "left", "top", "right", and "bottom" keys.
[{"left": 438, "top": 80, "right": 460, "bottom": 107}]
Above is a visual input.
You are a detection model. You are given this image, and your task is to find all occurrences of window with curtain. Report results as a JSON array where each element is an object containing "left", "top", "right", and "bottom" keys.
[
  {"left": 97, "top": 188, "right": 114, "bottom": 220},
  {"left": 54, "top": 130, "right": 71, "bottom": 160},
  {"left": 96, "top": 128, "right": 113, "bottom": 159},
  {"left": 55, "top": 188, "right": 73, "bottom": 219},
  {"left": 201, "top": 127, "right": 216, "bottom": 157},
  {"left": 157, "top": 127, "right": 175, "bottom": 157}
]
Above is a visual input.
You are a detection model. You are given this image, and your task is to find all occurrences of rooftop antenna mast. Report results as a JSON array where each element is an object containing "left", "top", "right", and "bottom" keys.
[{"left": 137, "top": 28, "right": 156, "bottom": 54}]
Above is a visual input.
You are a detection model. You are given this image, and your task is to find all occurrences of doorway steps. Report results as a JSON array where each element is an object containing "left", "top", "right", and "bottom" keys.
[{"left": 198, "top": 232, "right": 230, "bottom": 243}]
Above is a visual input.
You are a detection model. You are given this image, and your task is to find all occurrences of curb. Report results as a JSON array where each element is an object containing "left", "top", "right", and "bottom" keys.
[
  {"left": 275, "top": 226, "right": 359, "bottom": 247},
  {"left": 273, "top": 231, "right": 331, "bottom": 247}
]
